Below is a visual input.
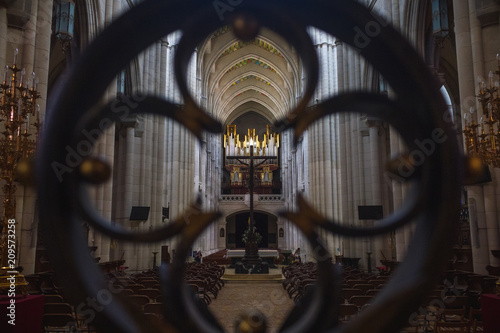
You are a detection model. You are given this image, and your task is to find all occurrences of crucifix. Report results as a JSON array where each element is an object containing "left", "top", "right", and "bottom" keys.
[{"left": 226, "top": 137, "right": 278, "bottom": 265}]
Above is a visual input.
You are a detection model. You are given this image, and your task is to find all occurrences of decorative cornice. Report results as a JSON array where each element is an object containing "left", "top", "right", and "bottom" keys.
[
  {"left": 314, "top": 42, "right": 337, "bottom": 48},
  {"left": 0, "top": 0, "right": 16, "bottom": 9},
  {"left": 475, "top": 0, "right": 500, "bottom": 26},
  {"left": 6, "top": 4, "right": 30, "bottom": 29}
]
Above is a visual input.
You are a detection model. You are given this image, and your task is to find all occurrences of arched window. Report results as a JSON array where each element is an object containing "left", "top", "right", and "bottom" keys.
[{"left": 440, "top": 85, "right": 454, "bottom": 123}]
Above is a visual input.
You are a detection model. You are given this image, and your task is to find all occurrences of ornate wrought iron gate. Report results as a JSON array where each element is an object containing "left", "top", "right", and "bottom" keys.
[{"left": 36, "top": 0, "right": 462, "bottom": 332}]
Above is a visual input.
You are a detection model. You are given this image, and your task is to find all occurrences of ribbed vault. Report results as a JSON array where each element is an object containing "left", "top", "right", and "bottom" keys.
[{"left": 198, "top": 26, "right": 301, "bottom": 125}]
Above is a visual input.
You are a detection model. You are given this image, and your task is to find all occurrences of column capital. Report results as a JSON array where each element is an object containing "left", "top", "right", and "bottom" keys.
[{"left": 363, "top": 115, "right": 383, "bottom": 129}]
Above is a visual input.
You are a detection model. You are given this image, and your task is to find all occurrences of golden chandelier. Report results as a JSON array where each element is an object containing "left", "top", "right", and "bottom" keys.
[
  {"left": 0, "top": 49, "right": 41, "bottom": 265},
  {"left": 463, "top": 56, "right": 500, "bottom": 167}
]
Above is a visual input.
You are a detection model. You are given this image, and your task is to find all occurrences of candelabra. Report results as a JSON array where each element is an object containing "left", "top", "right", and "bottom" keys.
[
  {"left": 463, "top": 55, "right": 500, "bottom": 167},
  {"left": 0, "top": 48, "right": 41, "bottom": 266}
]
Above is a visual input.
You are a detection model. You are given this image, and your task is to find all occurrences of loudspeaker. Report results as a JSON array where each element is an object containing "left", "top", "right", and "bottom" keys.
[
  {"left": 358, "top": 205, "right": 383, "bottom": 220},
  {"left": 129, "top": 206, "right": 150, "bottom": 220},
  {"left": 162, "top": 207, "right": 169, "bottom": 219},
  {"left": 161, "top": 245, "right": 170, "bottom": 264}
]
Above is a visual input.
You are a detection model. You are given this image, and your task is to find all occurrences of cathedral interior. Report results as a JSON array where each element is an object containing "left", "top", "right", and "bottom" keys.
[{"left": 0, "top": 0, "right": 500, "bottom": 332}]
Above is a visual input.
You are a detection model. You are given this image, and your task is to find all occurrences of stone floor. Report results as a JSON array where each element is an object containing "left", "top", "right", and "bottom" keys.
[{"left": 208, "top": 281, "right": 295, "bottom": 333}]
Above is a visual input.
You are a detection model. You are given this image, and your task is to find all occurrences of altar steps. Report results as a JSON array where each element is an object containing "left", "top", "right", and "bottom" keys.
[
  {"left": 204, "top": 248, "right": 284, "bottom": 266},
  {"left": 222, "top": 268, "right": 285, "bottom": 283}
]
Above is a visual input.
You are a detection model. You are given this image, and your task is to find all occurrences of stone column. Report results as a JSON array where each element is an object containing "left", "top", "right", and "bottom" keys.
[
  {"left": 357, "top": 114, "right": 369, "bottom": 265},
  {"left": 473, "top": 0, "right": 500, "bottom": 268},
  {"left": 169, "top": 121, "right": 181, "bottom": 252},
  {"left": 337, "top": 114, "right": 349, "bottom": 257},
  {"left": 369, "top": 122, "right": 382, "bottom": 268},
  {"left": 467, "top": 189, "right": 489, "bottom": 273},
  {"left": 120, "top": 125, "right": 137, "bottom": 268},
  {"left": 104, "top": 0, "right": 112, "bottom": 26},
  {"left": 156, "top": 40, "right": 168, "bottom": 257},
  {"left": 149, "top": 114, "right": 159, "bottom": 264},
  {"left": 322, "top": 116, "right": 334, "bottom": 254},
  {"left": 22, "top": 0, "right": 37, "bottom": 75},
  {"left": 165, "top": 118, "right": 174, "bottom": 252},
  {"left": 0, "top": 6, "right": 6, "bottom": 70},
  {"left": 331, "top": 114, "right": 341, "bottom": 256},
  {"left": 33, "top": 0, "right": 51, "bottom": 118},
  {"left": 453, "top": 0, "right": 491, "bottom": 273},
  {"left": 180, "top": 128, "right": 187, "bottom": 210},
  {"left": 390, "top": 125, "right": 405, "bottom": 261},
  {"left": 307, "top": 127, "right": 316, "bottom": 213}
]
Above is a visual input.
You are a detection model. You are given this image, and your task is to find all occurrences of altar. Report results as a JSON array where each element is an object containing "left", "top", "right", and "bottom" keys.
[{"left": 226, "top": 249, "right": 279, "bottom": 268}]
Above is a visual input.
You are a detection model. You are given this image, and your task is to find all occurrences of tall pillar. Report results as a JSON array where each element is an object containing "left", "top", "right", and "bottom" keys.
[
  {"left": 368, "top": 122, "right": 384, "bottom": 268},
  {"left": 486, "top": 169, "right": 500, "bottom": 265},
  {"left": 453, "top": 0, "right": 491, "bottom": 273},
  {"left": 0, "top": 7, "right": 6, "bottom": 70},
  {"left": 120, "top": 126, "right": 137, "bottom": 269},
  {"left": 165, "top": 118, "right": 174, "bottom": 252},
  {"left": 468, "top": 187, "right": 490, "bottom": 273},
  {"left": 391, "top": 126, "right": 406, "bottom": 261},
  {"left": 473, "top": 0, "right": 500, "bottom": 268},
  {"left": 322, "top": 116, "right": 334, "bottom": 254},
  {"left": 22, "top": 0, "right": 37, "bottom": 75},
  {"left": 33, "top": 0, "right": 51, "bottom": 118},
  {"left": 337, "top": 113, "right": 349, "bottom": 257}
]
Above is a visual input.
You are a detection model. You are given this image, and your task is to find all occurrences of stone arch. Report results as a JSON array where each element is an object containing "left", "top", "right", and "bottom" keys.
[
  {"left": 197, "top": 27, "right": 302, "bottom": 122},
  {"left": 225, "top": 210, "right": 278, "bottom": 249}
]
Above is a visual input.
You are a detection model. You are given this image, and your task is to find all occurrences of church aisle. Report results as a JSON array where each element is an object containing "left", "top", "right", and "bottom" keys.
[{"left": 208, "top": 282, "right": 295, "bottom": 332}]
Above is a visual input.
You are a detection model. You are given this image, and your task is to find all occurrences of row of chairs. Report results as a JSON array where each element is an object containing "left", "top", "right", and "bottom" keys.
[
  {"left": 282, "top": 262, "right": 317, "bottom": 302},
  {"left": 338, "top": 299, "right": 483, "bottom": 333},
  {"left": 410, "top": 307, "right": 483, "bottom": 333},
  {"left": 42, "top": 294, "right": 167, "bottom": 332},
  {"left": 42, "top": 294, "right": 96, "bottom": 333},
  {"left": 185, "top": 262, "right": 226, "bottom": 304},
  {"left": 112, "top": 274, "right": 163, "bottom": 309},
  {"left": 123, "top": 262, "right": 226, "bottom": 306},
  {"left": 42, "top": 262, "right": 225, "bottom": 331}
]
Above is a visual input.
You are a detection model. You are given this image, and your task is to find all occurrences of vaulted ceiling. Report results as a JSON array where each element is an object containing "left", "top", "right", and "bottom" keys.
[{"left": 198, "top": 26, "right": 301, "bottom": 127}]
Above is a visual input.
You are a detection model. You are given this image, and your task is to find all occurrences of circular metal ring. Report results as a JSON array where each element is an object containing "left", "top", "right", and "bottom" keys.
[
  {"left": 282, "top": 92, "right": 428, "bottom": 237},
  {"left": 72, "top": 96, "right": 219, "bottom": 242},
  {"left": 36, "top": 0, "right": 462, "bottom": 332}
]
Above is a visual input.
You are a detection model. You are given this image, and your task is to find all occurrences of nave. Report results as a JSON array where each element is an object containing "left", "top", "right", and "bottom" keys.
[
  {"left": 7, "top": 259, "right": 493, "bottom": 332},
  {"left": 209, "top": 281, "right": 294, "bottom": 333}
]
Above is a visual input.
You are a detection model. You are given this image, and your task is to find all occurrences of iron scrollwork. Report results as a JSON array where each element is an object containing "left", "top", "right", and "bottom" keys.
[{"left": 36, "top": 0, "right": 462, "bottom": 332}]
